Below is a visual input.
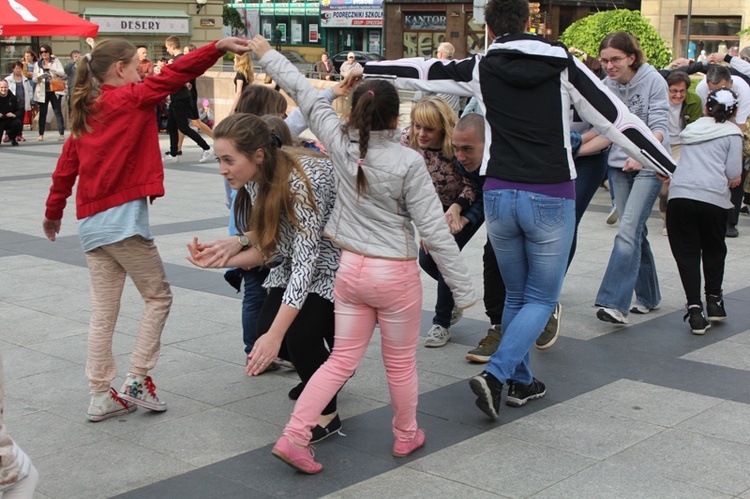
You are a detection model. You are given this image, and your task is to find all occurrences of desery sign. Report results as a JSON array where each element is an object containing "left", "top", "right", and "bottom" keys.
[{"left": 88, "top": 16, "right": 190, "bottom": 34}]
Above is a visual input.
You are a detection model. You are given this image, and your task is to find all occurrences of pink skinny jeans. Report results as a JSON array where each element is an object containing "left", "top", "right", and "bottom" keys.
[{"left": 284, "top": 250, "right": 423, "bottom": 445}]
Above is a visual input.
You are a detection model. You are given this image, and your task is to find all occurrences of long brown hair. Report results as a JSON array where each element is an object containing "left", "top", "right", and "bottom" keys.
[
  {"left": 214, "top": 113, "right": 317, "bottom": 259},
  {"left": 70, "top": 39, "right": 136, "bottom": 138},
  {"left": 235, "top": 84, "right": 287, "bottom": 116},
  {"left": 344, "top": 78, "right": 400, "bottom": 196}
]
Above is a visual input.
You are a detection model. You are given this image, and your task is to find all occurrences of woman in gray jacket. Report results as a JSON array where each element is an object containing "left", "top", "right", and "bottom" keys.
[
  {"left": 246, "top": 35, "right": 476, "bottom": 474},
  {"left": 595, "top": 32, "right": 670, "bottom": 324}
]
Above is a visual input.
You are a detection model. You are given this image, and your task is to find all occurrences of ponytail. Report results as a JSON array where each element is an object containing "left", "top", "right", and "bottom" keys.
[
  {"left": 70, "top": 39, "right": 136, "bottom": 138},
  {"left": 344, "top": 79, "right": 400, "bottom": 196}
]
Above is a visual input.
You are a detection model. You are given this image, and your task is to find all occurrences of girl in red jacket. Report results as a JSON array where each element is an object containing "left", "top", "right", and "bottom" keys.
[{"left": 42, "top": 37, "right": 250, "bottom": 422}]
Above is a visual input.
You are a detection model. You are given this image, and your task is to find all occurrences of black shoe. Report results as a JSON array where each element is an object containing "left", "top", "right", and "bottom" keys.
[
  {"left": 706, "top": 294, "right": 727, "bottom": 322},
  {"left": 726, "top": 224, "right": 739, "bottom": 238},
  {"left": 288, "top": 381, "right": 305, "bottom": 401},
  {"left": 10, "top": 140, "right": 19, "bottom": 146},
  {"left": 310, "top": 414, "right": 341, "bottom": 443},
  {"left": 740, "top": 205, "right": 749, "bottom": 215},
  {"left": 684, "top": 306, "right": 710, "bottom": 335},
  {"left": 469, "top": 371, "right": 503, "bottom": 420},
  {"left": 506, "top": 378, "right": 546, "bottom": 407}
]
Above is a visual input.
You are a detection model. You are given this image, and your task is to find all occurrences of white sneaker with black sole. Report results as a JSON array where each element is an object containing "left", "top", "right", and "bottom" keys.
[{"left": 596, "top": 307, "right": 628, "bottom": 324}]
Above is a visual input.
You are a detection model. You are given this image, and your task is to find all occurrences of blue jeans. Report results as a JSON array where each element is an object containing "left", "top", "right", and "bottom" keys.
[
  {"left": 419, "top": 218, "right": 483, "bottom": 328},
  {"left": 484, "top": 189, "right": 574, "bottom": 385},
  {"left": 241, "top": 267, "right": 269, "bottom": 354},
  {"left": 596, "top": 167, "right": 661, "bottom": 314},
  {"left": 568, "top": 151, "right": 608, "bottom": 268}
]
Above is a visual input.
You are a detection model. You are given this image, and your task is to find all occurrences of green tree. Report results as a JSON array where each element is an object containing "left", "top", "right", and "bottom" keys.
[
  {"left": 223, "top": 4, "right": 247, "bottom": 37},
  {"left": 559, "top": 10, "right": 671, "bottom": 69}
]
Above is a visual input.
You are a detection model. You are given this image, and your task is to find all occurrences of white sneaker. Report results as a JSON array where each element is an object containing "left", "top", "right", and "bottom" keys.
[
  {"left": 606, "top": 206, "right": 618, "bottom": 225},
  {"left": 163, "top": 153, "right": 178, "bottom": 164},
  {"left": 424, "top": 324, "right": 451, "bottom": 348},
  {"left": 198, "top": 147, "right": 213, "bottom": 163},
  {"left": 596, "top": 307, "right": 628, "bottom": 324},
  {"left": 87, "top": 387, "right": 137, "bottom": 422},
  {"left": 119, "top": 373, "right": 167, "bottom": 411},
  {"left": 630, "top": 303, "right": 660, "bottom": 314},
  {"left": 450, "top": 306, "right": 463, "bottom": 326}
]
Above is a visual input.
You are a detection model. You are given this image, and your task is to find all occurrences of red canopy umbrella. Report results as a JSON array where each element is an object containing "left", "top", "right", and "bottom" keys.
[{"left": 0, "top": 0, "right": 99, "bottom": 37}]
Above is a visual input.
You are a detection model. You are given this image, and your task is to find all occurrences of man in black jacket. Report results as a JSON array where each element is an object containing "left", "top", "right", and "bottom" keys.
[{"left": 0, "top": 81, "right": 22, "bottom": 146}]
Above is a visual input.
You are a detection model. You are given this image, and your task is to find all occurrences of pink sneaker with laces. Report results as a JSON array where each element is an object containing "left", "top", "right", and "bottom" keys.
[
  {"left": 392, "top": 428, "right": 426, "bottom": 457},
  {"left": 272, "top": 436, "right": 323, "bottom": 474},
  {"left": 119, "top": 373, "right": 167, "bottom": 411}
]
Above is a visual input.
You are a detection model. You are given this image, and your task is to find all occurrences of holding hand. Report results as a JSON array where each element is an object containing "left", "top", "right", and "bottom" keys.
[
  {"left": 341, "top": 67, "right": 364, "bottom": 89},
  {"left": 216, "top": 37, "right": 253, "bottom": 56},
  {"left": 707, "top": 52, "right": 725, "bottom": 64},
  {"left": 623, "top": 158, "right": 643, "bottom": 172},
  {"left": 186, "top": 236, "right": 242, "bottom": 268},
  {"left": 247, "top": 35, "right": 272, "bottom": 60},
  {"left": 728, "top": 176, "right": 742, "bottom": 189}
]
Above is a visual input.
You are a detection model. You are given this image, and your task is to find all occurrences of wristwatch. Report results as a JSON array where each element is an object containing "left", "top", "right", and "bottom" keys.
[{"left": 237, "top": 234, "right": 250, "bottom": 251}]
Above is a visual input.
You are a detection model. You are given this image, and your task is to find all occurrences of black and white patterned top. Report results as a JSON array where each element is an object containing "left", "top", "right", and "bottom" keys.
[{"left": 245, "top": 154, "right": 340, "bottom": 308}]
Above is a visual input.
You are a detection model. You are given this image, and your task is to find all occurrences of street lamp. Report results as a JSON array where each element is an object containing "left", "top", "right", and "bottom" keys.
[{"left": 196, "top": 0, "right": 208, "bottom": 15}]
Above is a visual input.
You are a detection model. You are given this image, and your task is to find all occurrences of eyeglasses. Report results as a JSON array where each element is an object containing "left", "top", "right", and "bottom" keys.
[
  {"left": 39, "top": 50, "right": 48, "bottom": 54},
  {"left": 668, "top": 89, "right": 687, "bottom": 95},
  {"left": 599, "top": 56, "right": 626, "bottom": 65}
]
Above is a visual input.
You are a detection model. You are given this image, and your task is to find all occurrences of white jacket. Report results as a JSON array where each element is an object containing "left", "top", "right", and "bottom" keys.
[
  {"left": 32, "top": 57, "right": 64, "bottom": 103},
  {"left": 4, "top": 75, "right": 33, "bottom": 111},
  {"left": 260, "top": 50, "right": 477, "bottom": 309}
]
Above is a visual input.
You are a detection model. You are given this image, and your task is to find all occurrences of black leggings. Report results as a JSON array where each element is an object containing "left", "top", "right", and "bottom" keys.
[
  {"left": 666, "top": 198, "right": 727, "bottom": 306},
  {"left": 256, "top": 288, "right": 336, "bottom": 415},
  {"left": 38, "top": 91, "right": 64, "bottom": 136}
]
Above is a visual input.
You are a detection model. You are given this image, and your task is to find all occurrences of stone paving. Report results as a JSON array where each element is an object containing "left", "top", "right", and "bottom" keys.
[{"left": 2, "top": 130, "right": 750, "bottom": 498}]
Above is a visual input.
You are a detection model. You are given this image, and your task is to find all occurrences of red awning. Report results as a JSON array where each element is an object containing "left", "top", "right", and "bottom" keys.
[{"left": 0, "top": 0, "right": 99, "bottom": 37}]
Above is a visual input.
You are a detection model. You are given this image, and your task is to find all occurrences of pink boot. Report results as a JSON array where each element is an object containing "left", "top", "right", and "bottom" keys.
[
  {"left": 272, "top": 436, "right": 323, "bottom": 474},
  {"left": 392, "top": 428, "right": 426, "bottom": 457}
]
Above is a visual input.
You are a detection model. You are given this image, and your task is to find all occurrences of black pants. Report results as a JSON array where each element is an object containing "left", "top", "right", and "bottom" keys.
[
  {"left": 728, "top": 167, "right": 749, "bottom": 226},
  {"left": 168, "top": 99, "right": 209, "bottom": 156},
  {"left": 666, "top": 198, "right": 727, "bottom": 306},
  {"left": 256, "top": 288, "right": 336, "bottom": 415},
  {"left": 38, "top": 91, "right": 64, "bottom": 136},
  {"left": 0, "top": 117, "right": 22, "bottom": 141},
  {"left": 483, "top": 237, "right": 506, "bottom": 326}
]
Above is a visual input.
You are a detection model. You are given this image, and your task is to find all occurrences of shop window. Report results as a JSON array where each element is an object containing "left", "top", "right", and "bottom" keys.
[
  {"left": 674, "top": 16, "right": 741, "bottom": 59},
  {"left": 402, "top": 13, "right": 446, "bottom": 57},
  {"left": 467, "top": 13, "right": 485, "bottom": 54}
]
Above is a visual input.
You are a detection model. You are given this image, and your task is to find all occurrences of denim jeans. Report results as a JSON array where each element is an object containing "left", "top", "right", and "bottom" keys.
[
  {"left": 568, "top": 151, "right": 608, "bottom": 268},
  {"left": 241, "top": 267, "right": 269, "bottom": 354},
  {"left": 596, "top": 167, "right": 661, "bottom": 314},
  {"left": 419, "top": 218, "right": 483, "bottom": 328},
  {"left": 484, "top": 189, "right": 574, "bottom": 385}
]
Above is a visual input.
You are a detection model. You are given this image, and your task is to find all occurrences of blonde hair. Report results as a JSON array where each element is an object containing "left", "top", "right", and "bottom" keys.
[
  {"left": 234, "top": 53, "right": 255, "bottom": 83},
  {"left": 409, "top": 96, "right": 456, "bottom": 158},
  {"left": 70, "top": 39, "right": 136, "bottom": 138},
  {"left": 214, "top": 113, "right": 317, "bottom": 259}
]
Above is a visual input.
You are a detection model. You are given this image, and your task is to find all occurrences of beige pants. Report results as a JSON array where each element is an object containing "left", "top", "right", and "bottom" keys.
[{"left": 84, "top": 236, "right": 173, "bottom": 392}]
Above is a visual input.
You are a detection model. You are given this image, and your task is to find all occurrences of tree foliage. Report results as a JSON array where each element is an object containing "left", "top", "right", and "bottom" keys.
[
  {"left": 223, "top": 5, "right": 247, "bottom": 36},
  {"left": 559, "top": 9, "right": 671, "bottom": 69}
]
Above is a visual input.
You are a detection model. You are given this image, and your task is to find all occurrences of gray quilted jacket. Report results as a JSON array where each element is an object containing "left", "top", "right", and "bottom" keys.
[{"left": 260, "top": 50, "right": 476, "bottom": 309}]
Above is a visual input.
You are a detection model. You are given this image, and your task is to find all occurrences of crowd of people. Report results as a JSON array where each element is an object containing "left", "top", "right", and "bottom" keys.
[{"left": 0, "top": 0, "right": 746, "bottom": 494}]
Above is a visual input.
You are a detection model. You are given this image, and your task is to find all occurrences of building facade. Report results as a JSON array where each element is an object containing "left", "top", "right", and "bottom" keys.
[{"left": 642, "top": 0, "right": 749, "bottom": 59}]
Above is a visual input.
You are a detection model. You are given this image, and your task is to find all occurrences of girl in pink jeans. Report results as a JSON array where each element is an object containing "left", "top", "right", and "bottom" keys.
[{"left": 247, "top": 35, "right": 476, "bottom": 474}]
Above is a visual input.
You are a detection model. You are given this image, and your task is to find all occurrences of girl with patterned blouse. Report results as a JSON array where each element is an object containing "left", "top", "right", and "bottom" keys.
[
  {"left": 402, "top": 96, "right": 482, "bottom": 348},
  {"left": 187, "top": 113, "right": 341, "bottom": 441}
]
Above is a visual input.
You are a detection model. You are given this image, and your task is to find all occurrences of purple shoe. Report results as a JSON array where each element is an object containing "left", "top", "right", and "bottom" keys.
[
  {"left": 392, "top": 428, "right": 425, "bottom": 457},
  {"left": 272, "top": 436, "right": 323, "bottom": 474}
]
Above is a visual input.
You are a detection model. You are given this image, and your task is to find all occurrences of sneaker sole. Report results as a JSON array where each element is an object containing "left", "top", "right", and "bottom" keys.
[
  {"left": 469, "top": 377, "right": 499, "bottom": 420},
  {"left": 271, "top": 448, "right": 321, "bottom": 474},
  {"left": 119, "top": 393, "right": 167, "bottom": 412},
  {"left": 465, "top": 353, "right": 491, "bottom": 363},
  {"left": 596, "top": 308, "right": 628, "bottom": 325},
  {"left": 392, "top": 439, "right": 425, "bottom": 457},
  {"left": 86, "top": 404, "right": 137, "bottom": 422},
  {"left": 309, "top": 427, "right": 341, "bottom": 444},
  {"left": 535, "top": 332, "right": 559, "bottom": 351},
  {"left": 506, "top": 388, "right": 546, "bottom": 407},
  {"left": 424, "top": 339, "right": 449, "bottom": 348},
  {"left": 691, "top": 323, "right": 711, "bottom": 335},
  {"left": 707, "top": 315, "right": 727, "bottom": 322}
]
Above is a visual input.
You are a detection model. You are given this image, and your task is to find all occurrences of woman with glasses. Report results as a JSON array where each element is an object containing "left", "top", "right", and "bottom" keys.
[
  {"left": 594, "top": 31, "right": 670, "bottom": 325},
  {"left": 32, "top": 44, "right": 66, "bottom": 141}
]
